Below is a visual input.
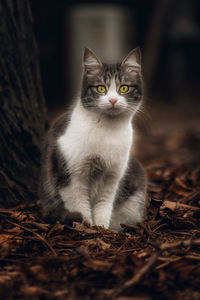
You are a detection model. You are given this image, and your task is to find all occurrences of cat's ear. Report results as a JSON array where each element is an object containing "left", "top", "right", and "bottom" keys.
[
  {"left": 83, "top": 48, "right": 102, "bottom": 75},
  {"left": 121, "top": 47, "right": 141, "bottom": 67}
]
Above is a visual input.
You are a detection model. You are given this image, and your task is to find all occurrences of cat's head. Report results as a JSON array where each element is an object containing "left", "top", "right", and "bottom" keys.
[{"left": 81, "top": 47, "right": 143, "bottom": 118}]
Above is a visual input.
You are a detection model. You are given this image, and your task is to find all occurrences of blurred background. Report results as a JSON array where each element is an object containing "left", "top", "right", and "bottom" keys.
[{"left": 31, "top": 0, "right": 200, "bottom": 122}]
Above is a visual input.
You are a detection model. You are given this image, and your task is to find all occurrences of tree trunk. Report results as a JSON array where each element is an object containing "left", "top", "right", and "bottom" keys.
[{"left": 0, "top": 0, "right": 47, "bottom": 206}]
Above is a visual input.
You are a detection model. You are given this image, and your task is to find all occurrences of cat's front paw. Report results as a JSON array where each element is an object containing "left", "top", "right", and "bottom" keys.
[
  {"left": 61, "top": 210, "right": 93, "bottom": 226},
  {"left": 61, "top": 211, "right": 83, "bottom": 225},
  {"left": 82, "top": 212, "right": 93, "bottom": 226},
  {"left": 93, "top": 216, "right": 110, "bottom": 229},
  {"left": 83, "top": 217, "right": 93, "bottom": 226}
]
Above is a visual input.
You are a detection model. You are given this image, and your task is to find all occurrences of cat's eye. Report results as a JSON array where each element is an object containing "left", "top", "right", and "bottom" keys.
[
  {"left": 120, "top": 85, "right": 129, "bottom": 93},
  {"left": 97, "top": 85, "right": 106, "bottom": 94}
]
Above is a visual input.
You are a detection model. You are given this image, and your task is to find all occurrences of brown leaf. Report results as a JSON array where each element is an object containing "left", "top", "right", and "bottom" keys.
[
  {"left": 168, "top": 176, "right": 194, "bottom": 196},
  {"left": 71, "top": 222, "right": 99, "bottom": 234},
  {"left": 47, "top": 222, "right": 64, "bottom": 237},
  {"left": 83, "top": 238, "right": 111, "bottom": 250}
]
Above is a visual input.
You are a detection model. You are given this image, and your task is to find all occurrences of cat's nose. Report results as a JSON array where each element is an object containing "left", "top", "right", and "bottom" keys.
[{"left": 109, "top": 98, "right": 118, "bottom": 106}]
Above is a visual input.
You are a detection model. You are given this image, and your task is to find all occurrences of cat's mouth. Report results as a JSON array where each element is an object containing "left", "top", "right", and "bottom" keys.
[
  {"left": 96, "top": 102, "right": 130, "bottom": 116},
  {"left": 105, "top": 106, "right": 125, "bottom": 116}
]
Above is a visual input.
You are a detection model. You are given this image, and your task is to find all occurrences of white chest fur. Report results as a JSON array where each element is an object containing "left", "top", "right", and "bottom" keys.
[{"left": 58, "top": 101, "right": 133, "bottom": 175}]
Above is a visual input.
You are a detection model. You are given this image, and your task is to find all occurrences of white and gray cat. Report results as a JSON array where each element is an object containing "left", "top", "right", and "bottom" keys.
[{"left": 39, "top": 47, "right": 147, "bottom": 231}]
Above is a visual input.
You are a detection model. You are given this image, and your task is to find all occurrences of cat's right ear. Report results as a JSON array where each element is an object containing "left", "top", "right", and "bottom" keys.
[
  {"left": 83, "top": 48, "right": 102, "bottom": 75},
  {"left": 121, "top": 47, "right": 141, "bottom": 66}
]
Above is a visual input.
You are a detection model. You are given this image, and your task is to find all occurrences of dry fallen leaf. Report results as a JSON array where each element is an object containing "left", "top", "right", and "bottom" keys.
[{"left": 71, "top": 222, "right": 99, "bottom": 234}]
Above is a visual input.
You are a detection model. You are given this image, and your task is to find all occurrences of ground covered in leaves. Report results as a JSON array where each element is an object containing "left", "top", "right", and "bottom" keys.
[{"left": 1, "top": 108, "right": 200, "bottom": 300}]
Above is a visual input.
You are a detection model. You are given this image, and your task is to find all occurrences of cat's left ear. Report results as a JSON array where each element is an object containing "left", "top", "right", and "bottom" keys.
[{"left": 121, "top": 47, "right": 141, "bottom": 67}]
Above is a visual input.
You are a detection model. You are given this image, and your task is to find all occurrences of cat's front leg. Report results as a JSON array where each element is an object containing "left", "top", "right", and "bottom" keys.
[
  {"left": 93, "top": 178, "right": 118, "bottom": 228},
  {"left": 59, "top": 178, "right": 93, "bottom": 225}
]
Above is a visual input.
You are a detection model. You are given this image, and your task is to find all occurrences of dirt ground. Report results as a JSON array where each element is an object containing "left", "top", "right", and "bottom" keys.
[{"left": 0, "top": 104, "right": 200, "bottom": 300}]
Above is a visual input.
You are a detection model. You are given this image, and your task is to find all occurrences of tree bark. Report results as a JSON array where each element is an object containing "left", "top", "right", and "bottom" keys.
[{"left": 0, "top": 0, "right": 47, "bottom": 206}]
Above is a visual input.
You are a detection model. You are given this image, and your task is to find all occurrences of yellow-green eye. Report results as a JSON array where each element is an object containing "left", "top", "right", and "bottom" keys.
[
  {"left": 97, "top": 85, "right": 106, "bottom": 93},
  {"left": 120, "top": 85, "right": 129, "bottom": 93}
]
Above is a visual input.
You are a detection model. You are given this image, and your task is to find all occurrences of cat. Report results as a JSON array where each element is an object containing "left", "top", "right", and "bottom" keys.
[{"left": 39, "top": 47, "right": 147, "bottom": 231}]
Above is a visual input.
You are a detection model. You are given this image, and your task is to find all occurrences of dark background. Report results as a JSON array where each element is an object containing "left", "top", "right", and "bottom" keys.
[{"left": 31, "top": 0, "right": 200, "bottom": 117}]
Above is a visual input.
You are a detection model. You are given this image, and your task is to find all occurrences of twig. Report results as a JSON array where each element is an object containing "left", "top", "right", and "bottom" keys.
[
  {"left": 113, "top": 238, "right": 200, "bottom": 297},
  {"left": 154, "top": 257, "right": 181, "bottom": 270},
  {"left": 185, "top": 255, "right": 200, "bottom": 261},
  {"left": 161, "top": 200, "right": 200, "bottom": 211},
  {"left": 124, "top": 252, "right": 158, "bottom": 287},
  {"left": 6, "top": 220, "right": 57, "bottom": 256},
  {"left": 111, "top": 252, "right": 158, "bottom": 298},
  {"left": 159, "top": 238, "right": 200, "bottom": 251}
]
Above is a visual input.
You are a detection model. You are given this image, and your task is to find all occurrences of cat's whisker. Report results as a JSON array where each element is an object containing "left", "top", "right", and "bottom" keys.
[
  {"left": 137, "top": 105, "right": 151, "bottom": 121},
  {"left": 134, "top": 108, "right": 151, "bottom": 130}
]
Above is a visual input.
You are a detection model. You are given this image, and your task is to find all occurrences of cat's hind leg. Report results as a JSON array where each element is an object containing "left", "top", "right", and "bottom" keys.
[{"left": 109, "top": 157, "right": 147, "bottom": 231}]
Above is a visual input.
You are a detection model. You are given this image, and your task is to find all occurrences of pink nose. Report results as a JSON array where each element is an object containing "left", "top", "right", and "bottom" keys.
[{"left": 109, "top": 98, "right": 118, "bottom": 106}]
